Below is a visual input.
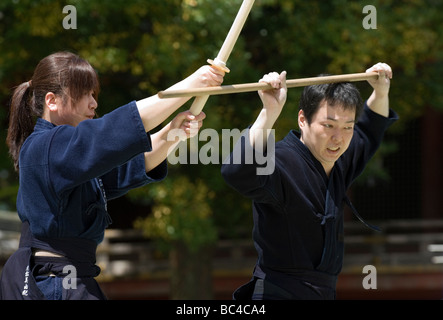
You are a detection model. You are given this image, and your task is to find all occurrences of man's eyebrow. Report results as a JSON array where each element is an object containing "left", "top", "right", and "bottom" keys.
[{"left": 326, "top": 117, "right": 355, "bottom": 123}]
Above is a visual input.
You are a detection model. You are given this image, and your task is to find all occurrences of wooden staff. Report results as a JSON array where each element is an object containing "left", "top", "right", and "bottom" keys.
[
  {"left": 158, "top": 72, "right": 379, "bottom": 99},
  {"left": 189, "top": 0, "right": 255, "bottom": 115}
]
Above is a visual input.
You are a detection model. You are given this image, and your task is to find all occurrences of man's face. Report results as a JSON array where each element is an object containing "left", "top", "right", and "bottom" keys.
[{"left": 298, "top": 99, "right": 356, "bottom": 175}]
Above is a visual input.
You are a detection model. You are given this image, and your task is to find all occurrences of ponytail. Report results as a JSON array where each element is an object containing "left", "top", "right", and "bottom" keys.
[
  {"left": 6, "top": 81, "right": 38, "bottom": 172},
  {"left": 6, "top": 51, "right": 99, "bottom": 172}
]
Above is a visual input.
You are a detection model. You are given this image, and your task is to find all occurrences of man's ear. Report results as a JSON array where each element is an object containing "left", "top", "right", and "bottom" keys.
[
  {"left": 45, "top": 92, "right": 58, "bottom": 112},
  {"left": 298, "top": 109, "right": 306, "bottom": 129}
]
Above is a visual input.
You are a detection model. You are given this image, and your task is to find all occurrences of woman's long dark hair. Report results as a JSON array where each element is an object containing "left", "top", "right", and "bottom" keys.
[{"left": 6, "top": 51, "right": 99, "bottom": 172}]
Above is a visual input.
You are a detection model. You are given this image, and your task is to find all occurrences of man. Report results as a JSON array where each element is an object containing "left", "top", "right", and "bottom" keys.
[{"left": 221, "top": 63, "right": 398, "bottom": 299}]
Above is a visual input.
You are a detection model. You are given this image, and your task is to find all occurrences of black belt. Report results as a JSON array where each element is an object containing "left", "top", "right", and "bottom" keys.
[{"left": 19, "top": 221, "right": 100, "bottom": 277}]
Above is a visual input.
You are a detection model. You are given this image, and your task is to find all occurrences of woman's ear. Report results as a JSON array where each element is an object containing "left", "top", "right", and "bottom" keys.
[{"left": 45, "top": 92, "right": 58, "bottom": 112}]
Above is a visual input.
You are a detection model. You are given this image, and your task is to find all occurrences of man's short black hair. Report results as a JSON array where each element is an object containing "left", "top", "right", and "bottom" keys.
[{"left": 299, "top": 75, "right": 364, "bottom": 124}]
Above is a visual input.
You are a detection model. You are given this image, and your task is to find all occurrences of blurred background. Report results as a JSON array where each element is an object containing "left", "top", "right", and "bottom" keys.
[{"left": 0, "top": 0, "right": 442, "bottom": 299}]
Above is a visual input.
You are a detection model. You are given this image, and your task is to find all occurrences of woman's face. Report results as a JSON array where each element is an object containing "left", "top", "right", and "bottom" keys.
[{"left": 50, "top": 90, "right": 98, "bottom": 127}]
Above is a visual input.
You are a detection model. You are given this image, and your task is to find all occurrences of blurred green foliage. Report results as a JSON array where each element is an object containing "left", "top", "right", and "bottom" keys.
[{"left": 0, "top": 0, "right": 442, "bottom": 250}]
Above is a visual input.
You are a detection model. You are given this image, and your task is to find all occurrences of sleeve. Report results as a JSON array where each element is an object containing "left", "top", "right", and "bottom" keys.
[
  {"left": 343, "top": 102, "right": 399, "bottom": 186},
  {"left": 221, "top": 128, "right": 282, "bottom": 204},
  {"left": 100, "top": 153, "right": 168, "bottom": 200},
  {"left": 48, "top": 101, "right": 153, "bottom": 195}
]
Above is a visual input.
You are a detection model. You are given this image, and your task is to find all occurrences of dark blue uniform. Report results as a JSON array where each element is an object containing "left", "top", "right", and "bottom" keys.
[
  {"left": 221, "top": 103, "right": 398, "bottom": 299},
  {"left": 0, "top": 101, "right": 167, "bottom": 299}
]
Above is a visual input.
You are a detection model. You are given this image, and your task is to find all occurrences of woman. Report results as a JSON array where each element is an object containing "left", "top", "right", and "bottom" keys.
[{"left": 0, "top": 51, "right": 224, "bottom": 299}]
